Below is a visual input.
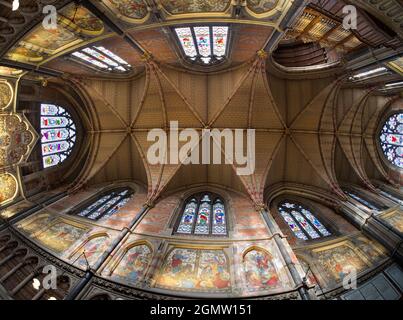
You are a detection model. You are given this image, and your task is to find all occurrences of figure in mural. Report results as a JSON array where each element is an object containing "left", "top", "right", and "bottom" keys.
[
  {"left": 315, "top": 245, "right": 368, "bottom": 282},
  {"left": 112, "top": 244, "right": 152, "bottom": 284},
  {"left": 243, "top": 249, "right": 280, "bottom": 290},
  {"left": 156, "top": 249, "right": 231, "bottom": 292},
  {"left": 108, "top": 0, "right": 148, "bottom": 19},
  {"left": 35, "top": 222, "right": 87, "bottom": 253},
  {"left": 74, "top": 237, "right": 109, "bottom": 269},
  {"left": 247, "top": 0, "right": 278, "bottom": 14},
  {"left": 161, "top": 0, "right": 230, "bottom": 14}
]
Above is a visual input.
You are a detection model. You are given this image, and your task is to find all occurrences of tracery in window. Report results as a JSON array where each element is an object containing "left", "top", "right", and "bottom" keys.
[
  {"left": 176, "top": 193, "right": 227, "bottom": 236},
  {"left": 174, "top": 26, "right": 229, "bottom": 65},
  {"left": 76, "top": 188, "right": 134, "bottom": 221},
  {"left": 40, "top": 104, "right": 76, "bottom": 169},
  {"left": 278, "top": 201, "right": 331, "bottom": 241},
  {"left": 71, "top": 46, "right": 131, "bottom": 73},
  {"left": 379, "top": 113, "right": 403, "bottom": 169}
]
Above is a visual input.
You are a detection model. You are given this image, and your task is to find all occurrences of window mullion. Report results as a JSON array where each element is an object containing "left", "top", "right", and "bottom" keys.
[
  {"left": 300, "top": 210, "right": 322, "bottom": 236},
  {"left": 192, "top": 197, "right": 201, "bottom": 235},
  {"left": 191, "top": 28, "right": 201, "bottom": 57},
  {"left": 92, "top": 47, "right": 121, "bottom": 67},
  {"left": 98, "top": 195, "right": 124, "bottom": 220},
  {"left": 209, "top": 26, "right": 214, "bottom": 59},
  {"left": 84, "top": 193, "right": 114, "bottom": 218},
  {"left": 289, "top": 209, "right": 311, "bottom": 240}
]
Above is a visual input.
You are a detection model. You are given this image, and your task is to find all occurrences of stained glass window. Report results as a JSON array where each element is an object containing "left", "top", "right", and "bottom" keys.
[
  {"left": 278, "top": 201, "right": 331, "bottom": 241},
  {"left": 75, "top": 188, "right": 134, "bottom": 221},
  {"left": 40, "top": 104, "right": 76, "bottom": 169},
  {"left": 378, "top": 188, "right": 403, "bottom": 206},
  {"left": 379, "top": 113, "right": 403, "bottom": 169},
  {"left": 174, "top": 26, "right": 229, "bottom": 66},
  {"left": 175, "top": 193, "right": 227, "bottom": 236},
  {"left": 344, "top": 189, "right": 383, "bottom": 211},
  {"left": 71, "top": 46, "right": 131, "bottom": 73}
]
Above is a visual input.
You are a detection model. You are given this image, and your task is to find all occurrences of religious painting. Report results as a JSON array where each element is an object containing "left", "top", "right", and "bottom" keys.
[
  {"left": 0, "top": 201, "right": 31, "bottom": 219},
  {"left": 103, "top": 0, "right": 148, "bottom": 20},
  {"left": 160, "top": 0, "right": 230, "bottom": 14},
  {"left": 17, "top": 214, "right": 55, "bottom": 234},
  {"left": 6, "top": 46, "right": 43, "bottom": 63},
  {"left": 246, "top": 0, "right": 278, "bottom": 14},
  {"left": 0, "top": 81, "right": 13, "bottom": 109},
  {"left": 0, "top": 173, "right": 18, "bottom": 205},
  {"left": 111, "top": 244, "right": 152, "bottom": 284},
  {"left": 21, "top": 26, "right": 79, "bottom": 52},
  {"left": 34, "top": 221, "right": 87, "bottom": 254},
  {"left": 0, "top": 114, "right": 35, "bottom": 167},
  {"left": 243, "top": 249, "right": 281, "bottom": 291},
  {"left": 73, "top": 236, "right": 110, "bottom": 269},
  {"left": 60, "top": 4, "right": 104, "bottom": 35},
  {"left": 156, "top": 248, "right": 231, "bottom": 292},
  {"left": 314, "top": 245, "right": 369, "bottom": 283}
]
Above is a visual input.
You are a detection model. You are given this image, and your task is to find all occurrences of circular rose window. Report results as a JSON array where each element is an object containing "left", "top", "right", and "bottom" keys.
[{"left": 379, "top": 113, "right": 403, "bottom": 169}]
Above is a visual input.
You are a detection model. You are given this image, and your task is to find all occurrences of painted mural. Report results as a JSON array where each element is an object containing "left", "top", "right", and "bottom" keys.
[
  {"left": 314, "top": 245, "right": 369, "bottom": 282},
  {"left": 382, "top": 210, "right": 403, "bottom": 232},
  {"left": 0, "top": 114, "right": 34, "bottom": 167},
  {"left": 0, "top": 81, "right": 13, "bottom": 109},
  {"left": 73, "top": 236, "right": 110, "bottom": 269},
  {"left": 111, "top": 244, "right": 152, "bottom": 284},
  {"left": 34, "top": 221, "right": 87, "bottom": 254},
  {"left": 17, "top": 214, "right": 56, "bottom": 234},
  {"left": 0, "top": 173, "right": 18, "bottom": 205},
  {"left": 247, "top": 0, "right": 278, "bottom": 14},
  {"left": 156, "top": 248, "right": 231, "bottom": 292},
  {"left": 60, "top": 4, "right": 104, "bottom": 35},
  {"left": 243, "top": 249, "right": 281, "bottom": 291},
  {"left": 104, "top": 0, "right": 148, "bottom": 19},
  {"left": 0, "top": 67, "right": 22, "bottom": 77},
  {"left": 160, "top": 0, "right": 230, "bottom": 14},
  {"left": 0, "top": 201, "right": 31, "bottom": 219}
]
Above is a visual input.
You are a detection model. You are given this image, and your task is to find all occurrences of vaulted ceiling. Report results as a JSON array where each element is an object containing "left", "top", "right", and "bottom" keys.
[{"left": 1, "top": 0, "right": 402, "bottom": 205}]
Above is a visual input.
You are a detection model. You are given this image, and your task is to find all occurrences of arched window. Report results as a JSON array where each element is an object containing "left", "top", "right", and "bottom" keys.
[
  {"left": 379, "top": 113, "right": 403, "bottom": 169},
  {"left": 175, "top": 193, "right": 227, "bottom": 236},
  {"left": 40, "top": 104, "right": 76, "bottom": 168},
  {"left": 71, "top": 46, "right": 132, "bottom": 73},
  {"left": 343, "top": 189, "right": 384, "bottom": 211},
  {"left": 75, "top": 188, "right": 134, "bottom": 221},
  {"left": 278, "top": 201, "right": 331, "bottom": 241},
  {"left": 174, "top": 25, "right": 230, "bottom": 65}
]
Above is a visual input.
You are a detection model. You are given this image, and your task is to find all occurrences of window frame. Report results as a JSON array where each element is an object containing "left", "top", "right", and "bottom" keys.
[
  {"left": 172, "top": 24, "right": 232, "bottom": 68},
  {"left": 376, "top": 110, "right": 403, "bottom": 172},
  {"left": 71, "top": 187, "right": 134, "bottom": 221},
  {"left": 40, "top": 103, "right": 77, "bottom": 169},
  {"left": 277, "top": 199, "right": 333, "bottom": 241},
  {"left": 70, "top": 46, "right": 133, "bottom": 74},
  {"left": 173, "top": 192, "right": 228, "bottom": 237}
]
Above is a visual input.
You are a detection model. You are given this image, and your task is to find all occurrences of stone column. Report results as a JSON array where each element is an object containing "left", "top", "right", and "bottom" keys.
[{"left": 260, "top": 207, "right": 311, "bottom": 300}]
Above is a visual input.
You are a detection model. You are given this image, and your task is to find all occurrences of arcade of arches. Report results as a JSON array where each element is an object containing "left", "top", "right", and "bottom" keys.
[{"left": 0, "top": 0, "right": 402, "bottom": 300}]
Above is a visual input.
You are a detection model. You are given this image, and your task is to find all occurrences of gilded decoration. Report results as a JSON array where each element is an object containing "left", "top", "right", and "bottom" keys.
[
  {"left": 0, "top": 114, "right": 35, "bottom": 168},
  {"left": 0, "top": 81, "right": 13, "bottom": 110},
  {"left": 0, "top": 172, "right": 18, "bottom": 205}
]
